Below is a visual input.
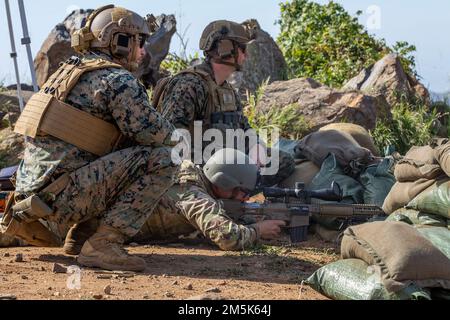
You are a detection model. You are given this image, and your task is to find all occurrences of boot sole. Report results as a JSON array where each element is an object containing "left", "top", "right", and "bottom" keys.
[{"left": 77, "top": 254, "right": 146, "bottom": 273}]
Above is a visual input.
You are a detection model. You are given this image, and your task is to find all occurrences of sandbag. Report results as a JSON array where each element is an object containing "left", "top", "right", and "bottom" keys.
[
  {"left": 359, "top": 158, "right": 396, "bottom": 207},
  {"left": 305, "top": 259, "right": 431, "bottom": 300},
  {"left": 274, "top": 138, "right": 301, "bottom": 159},
  {"left": 319, "top": 123, "right": 380, "bottom": 156},
  {"left": 382, "top": 179, "right": 437, "bottom": 214},
  {"left": 418, "top": 227, "right": 450, "bottom": 259},
  {"left": 309, "top": 154, "right": 365, "bottom": 231},
  {"left": 310, "top": 154, "right": 364, "bottom": 204},
  {"left": 407, "top": 179, "right": 450, "bottom": 219},
  {"left": 434, "top": 140, "right": 450, "bottom": 177},
  {"left": 394, "top": 160, "right": 443, "bottom": 183},
  {"left": 394, "top": 143, "right": 444, "bottom": 182},
  {"left": 310, "top": 223, "right": 342, "bottom": 243},
  {"left": 341, "top": 221, "right": 450, "bottom": 292},
  {"left": 296, "top": 130, "right": 374, "bottom": 177},
  {"left": 404, "top": 145, "right": 438, "bottom": 165},
  {"left": 279, "top": 161, "right": 320, "bottom": 189},
  {"left": 386, "top": 208, "right": 448, "bottom": 228}
]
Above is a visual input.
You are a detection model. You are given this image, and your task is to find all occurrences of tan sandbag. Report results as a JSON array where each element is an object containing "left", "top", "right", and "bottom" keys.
[
  {"left": 382, "top": 179, "right": 437, "bottom": 214},
  {"left": 394, "top": 144, "right": 443, "bottom": 182},
  {"left": 319, "top": 123, "right": 380, "bottom": 156},
  {"left": 279, "top": 161, "right": 320, "bottom": 188},
  {"left": 341, "top": 221, "right": 450, "bottom": 293},
  {"left": 405, "top": 145, "right": 437, "bottom": 164},
  {"left": 394, "top": 159, "right": 443, "bottom": 182},
  {"left": 296, "top": 130, "right": 374, "bottom": 176},
  {"left": 434, "top": 141, "right": 450, "bottom": 177}
]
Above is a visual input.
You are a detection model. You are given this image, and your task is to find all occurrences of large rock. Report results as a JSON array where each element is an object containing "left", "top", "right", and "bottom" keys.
[
  {"left": 0, "top": 90, "right": 32, "bottom": 167},
  {"left": 254, "top": 78, "right": 391, "bottom": 139},
  {"left": 134, "top": 14, "right": 177, "bottom": 88},
  {"left": 228, "top": 19, "right": 287, "bottom": 97},
  {"left": 34, "top": 9, "right": 93, "bottom": 88},
  {"left": 35, "top": 10, "right": 176, "bottom": 89},
  {"left": 0, "top": 127, "right": 24, "bottom": 167},
  {"left": 343, "top": 54, "right": 430, "bottom": 106}
]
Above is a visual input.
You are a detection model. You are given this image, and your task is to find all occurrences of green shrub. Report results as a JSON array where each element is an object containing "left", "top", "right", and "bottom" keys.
[
  {"left": 371, "top": 98, "right": 442, "bottom": 155},
  {"left": 245, "top": 83, "right": 312, "bottom": 140},
  {"left": 277, "top": 0, "right": 417, "bottom": 87},
  {"left": 160, "top": 52, "right": 199, "bottom": 75}
]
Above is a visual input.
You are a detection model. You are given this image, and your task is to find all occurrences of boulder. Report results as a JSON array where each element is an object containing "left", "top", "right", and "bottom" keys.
[
  {"left": 134, "top": 14, "right": 177, "bottom": 88},
  {"left": 0, "top": 127, "right": 25, "bottom": 167},
  {"left": 0, "top": 90, "right": 31, "bottom": 167},
  {"left": 35, "top": 10, "right": 176, "bottom": 89},
  {"left": 343, "top": 54, "right": 430, "bottom": 106},
  {"left": 254, "top": 78, "right": 391, "bottom": 139},
  {"left": 228, "top": 19, "right": 288, "bottom": 97},
  {"left": 34, "top": 9, "right": 93, "bottom": 88}
]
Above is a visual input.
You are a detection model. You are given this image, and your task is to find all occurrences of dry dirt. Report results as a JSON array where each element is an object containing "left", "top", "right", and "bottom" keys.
[{"left": 0, "top": 236, "right": 338, "bottom": 301}]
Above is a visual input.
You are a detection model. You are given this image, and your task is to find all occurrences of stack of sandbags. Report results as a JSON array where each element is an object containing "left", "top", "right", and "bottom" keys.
[
  {"left": 277, "top": 125, "right": 396, "bottom": 243},
  {"left": 383, "top": 141, "right": 450, "bottom": 214},
  {"left": 306, "top": 221, "right": 450, "bottom": 300},
  {"left": 383, "top": 140, "right": 450, "bottom": 230}
]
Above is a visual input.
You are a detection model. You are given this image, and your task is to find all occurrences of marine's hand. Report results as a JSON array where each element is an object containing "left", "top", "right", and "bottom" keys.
[{"left": 257, "top": 220, "right": 286, "bottom": 240}]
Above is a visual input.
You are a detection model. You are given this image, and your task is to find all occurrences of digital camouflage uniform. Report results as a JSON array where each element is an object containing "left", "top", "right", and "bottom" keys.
[
  {"left": 133, "top": 161, "right": 260, "bottom": 251},
  {"left": 157, "top": 61, "right": 295, "bottom": 187},
  {"left": 15, "top": 52, "right": 178, "bottom": 238}
]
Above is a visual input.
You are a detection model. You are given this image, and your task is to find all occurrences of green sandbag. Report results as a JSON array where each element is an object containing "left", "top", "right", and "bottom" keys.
[
  {"left": 305, "top": 259, "right": 431, "bottom": 300},
  {"left": 310, "top": 154, "right": 365, "bottom": 231},
  {"left": 359, "top": 158, "right": 396, "bottom": 207},
  {"left": 407, "top": 180, "right": 450, "bottom": 219},
  {"left": 417, "top": 227, "right": 450, "bottom": 259},
  {"left": 386, "top": 208, "right": 448, "bottom": 228}
]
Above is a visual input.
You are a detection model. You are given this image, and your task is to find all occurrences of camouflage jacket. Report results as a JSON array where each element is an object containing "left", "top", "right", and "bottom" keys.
[
  {"left": 137, "top": 161, "right": 260, "bottom": 251},
  {"left": 16, "top": 52, "right": 175, "bottom": 193},
  {"left": 158, "top": 61, "right": 252, "bottom": 134}
]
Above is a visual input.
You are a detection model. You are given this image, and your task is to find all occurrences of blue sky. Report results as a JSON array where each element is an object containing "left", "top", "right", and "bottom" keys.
[{"left": 0, "top": 0, "right": 449, "bottom": 93}]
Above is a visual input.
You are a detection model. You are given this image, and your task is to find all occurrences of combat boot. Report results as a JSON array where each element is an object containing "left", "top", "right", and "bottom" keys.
[
  {"left": 63, "top": 218, "right": 100, "bottom": 256},
  {"left": 77, "top": 225, "right": 146, "bottom": 272}
]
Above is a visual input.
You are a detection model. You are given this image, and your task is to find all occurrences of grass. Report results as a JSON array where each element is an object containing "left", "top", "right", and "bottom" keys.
[
  {"left": 244, "top": 81, "right": 312, "bottom": 141},
  {"left": 241, "top": 244, "right": 288, "bottom": 257},
  {"left": 371, "top": 96, "right": 444, "bottom": 155}
]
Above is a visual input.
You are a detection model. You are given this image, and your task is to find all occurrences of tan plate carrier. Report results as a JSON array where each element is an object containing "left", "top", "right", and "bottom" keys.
[{"left": 14, "top": 57, "right": 124, "bottom": 157}]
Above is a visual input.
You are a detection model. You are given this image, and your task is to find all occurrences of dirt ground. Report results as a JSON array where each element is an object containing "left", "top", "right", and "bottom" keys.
[{"left": 0, "top": 236, "right": 338, "bottom": 300}]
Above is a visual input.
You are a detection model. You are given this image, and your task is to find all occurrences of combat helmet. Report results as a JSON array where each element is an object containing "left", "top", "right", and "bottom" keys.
[
  {"left": 199, "top": 20, "right": 255, "bottom": 70},
  {"left": 71, "top": 4, "right": 157, "bottom": 71},
  {"left": 203, "top": 148, "right": 259, "bottom": 192}
]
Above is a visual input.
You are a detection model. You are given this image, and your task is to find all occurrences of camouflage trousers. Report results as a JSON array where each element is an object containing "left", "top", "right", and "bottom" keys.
[{"left": 47, "top": 146, "right": 177, "bottom": 238}]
